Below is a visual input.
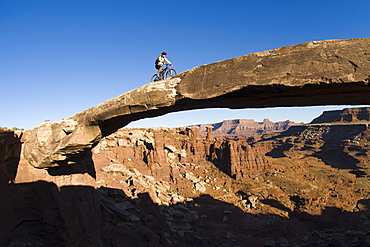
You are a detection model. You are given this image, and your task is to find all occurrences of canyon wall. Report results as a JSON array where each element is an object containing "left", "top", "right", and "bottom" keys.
[{"left": 93, "top": 127, "right": 272, "bottom": 183}]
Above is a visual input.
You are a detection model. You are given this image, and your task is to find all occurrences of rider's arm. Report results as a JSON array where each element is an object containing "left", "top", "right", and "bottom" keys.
[{"left": 165, "top": 57, "right": 173, "bottom": 65}]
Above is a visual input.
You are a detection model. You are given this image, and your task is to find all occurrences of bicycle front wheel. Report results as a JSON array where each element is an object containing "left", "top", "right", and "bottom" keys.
[
  {"left": 150, "top": 74, "right": 160, "bottom": 82},
  {"left": 166, "top": 69, "right": 177, "bottom": 79}
]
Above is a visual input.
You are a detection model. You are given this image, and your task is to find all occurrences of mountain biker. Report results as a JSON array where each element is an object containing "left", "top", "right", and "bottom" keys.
[{"left": 155, "top": 51, "right": 173, "bottom": 77}]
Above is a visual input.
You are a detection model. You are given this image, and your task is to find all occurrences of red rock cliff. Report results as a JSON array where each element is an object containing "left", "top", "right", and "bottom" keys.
[{"left": 93, "top": 127, "right": 272, "bottom": 183}]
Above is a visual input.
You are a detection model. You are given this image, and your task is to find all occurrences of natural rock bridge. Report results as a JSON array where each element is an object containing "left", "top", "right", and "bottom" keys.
[{"left": 24, "top": 38, "right": 370, "bottom": 168}]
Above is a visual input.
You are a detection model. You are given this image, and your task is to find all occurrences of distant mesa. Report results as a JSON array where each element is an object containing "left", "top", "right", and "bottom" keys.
[
  {"left": 192, "top": 107, "right": 370, "bottom": 137},
  {"left": 191, "top": 119, "right": 300, "bottom": 137}
]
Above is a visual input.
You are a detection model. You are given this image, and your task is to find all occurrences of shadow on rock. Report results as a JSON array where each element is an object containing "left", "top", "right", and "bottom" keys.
[
  {"left": 0, "top": 181, "right": 370, "bottom": 247},
  {"left": 47, "top": 149, "right": 97, "bottom": 178},
  {"left": 313, "top": 140, "right": 365, "bottom": 177},
  {"left": 265, "top": 143, "right": 294, "bottom": 158},
  {"left": 0, "top": 130, "right": 22, "bottom": 185}
]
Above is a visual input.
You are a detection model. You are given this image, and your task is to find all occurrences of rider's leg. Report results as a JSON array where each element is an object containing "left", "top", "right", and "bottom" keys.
[{"left": 157, "top": 66, "right": 163, "bottom": 79}]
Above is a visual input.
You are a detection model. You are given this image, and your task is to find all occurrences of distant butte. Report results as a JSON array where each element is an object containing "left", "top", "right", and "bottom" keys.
[{"left": 23, "top": 38, "right": 370, "bottom": 168}]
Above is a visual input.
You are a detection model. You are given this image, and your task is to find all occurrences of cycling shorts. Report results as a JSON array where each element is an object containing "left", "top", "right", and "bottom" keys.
[{"left": 155, "top": 64, "right": 162, "bottom": 69}]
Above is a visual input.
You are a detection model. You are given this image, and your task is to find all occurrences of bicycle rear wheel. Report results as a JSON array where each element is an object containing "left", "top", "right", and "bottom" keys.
[
  {"left": 150, "top": 74, "right": 160, "bottom": 82},
  {"left": 166, "top": 69, "right": 177, "bottom": 79}
]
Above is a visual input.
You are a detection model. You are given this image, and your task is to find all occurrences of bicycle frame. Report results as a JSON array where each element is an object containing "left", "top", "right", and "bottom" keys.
[
  {"left": 159, "top": 64, "right": 171, "bottom": 78},
  {"left": 151, "top": 63, "right": 176, "bottom": 82}
]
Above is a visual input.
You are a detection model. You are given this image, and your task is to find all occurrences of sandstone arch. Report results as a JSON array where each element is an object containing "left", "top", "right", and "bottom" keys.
[{"left": 23, "top": 38, "right": 370, "bottom": 168}]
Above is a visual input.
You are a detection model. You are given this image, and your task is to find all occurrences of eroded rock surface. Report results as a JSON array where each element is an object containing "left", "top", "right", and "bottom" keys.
[{"left": 24, "top": 38, "right": 370, "bottom": 168}]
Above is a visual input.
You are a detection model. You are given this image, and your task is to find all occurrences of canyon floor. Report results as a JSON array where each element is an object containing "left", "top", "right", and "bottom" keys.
[{"left": 1, "top": 121, "right": 370, "bottom": 246}]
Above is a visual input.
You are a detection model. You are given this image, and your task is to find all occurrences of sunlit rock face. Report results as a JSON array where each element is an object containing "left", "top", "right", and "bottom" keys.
[{"left": 23, "top": 38, "right": 370, "bottom": 168}]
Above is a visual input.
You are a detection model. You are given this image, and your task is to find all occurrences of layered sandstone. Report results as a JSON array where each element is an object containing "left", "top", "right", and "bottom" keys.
[{"left": 23, "top": 38, "right": 370, "bottom": 168}]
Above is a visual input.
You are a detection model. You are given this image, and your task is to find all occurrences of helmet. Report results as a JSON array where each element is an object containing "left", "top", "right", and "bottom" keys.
[{"left": 161, "top": 51, "right": 167, "bottom": 55}]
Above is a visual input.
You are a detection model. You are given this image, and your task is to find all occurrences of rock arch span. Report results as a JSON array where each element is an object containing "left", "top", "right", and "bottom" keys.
[{"left": 23, "top": 38, "right": 370, "bottom": 168}]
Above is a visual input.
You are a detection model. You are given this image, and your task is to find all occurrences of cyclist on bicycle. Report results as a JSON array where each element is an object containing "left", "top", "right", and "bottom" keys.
[{"left": 155, "top": 51, "right": 173, "bottom": 77}]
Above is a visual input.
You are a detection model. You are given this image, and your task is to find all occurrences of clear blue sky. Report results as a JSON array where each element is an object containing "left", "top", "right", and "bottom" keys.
[{"left": 1, "top": 0, "right": 369, "bottom": 130}]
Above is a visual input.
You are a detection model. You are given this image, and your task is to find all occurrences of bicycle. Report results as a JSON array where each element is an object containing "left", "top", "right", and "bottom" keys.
[{"left": 150, "top": 64, "right": 177, "bottom": 82}]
